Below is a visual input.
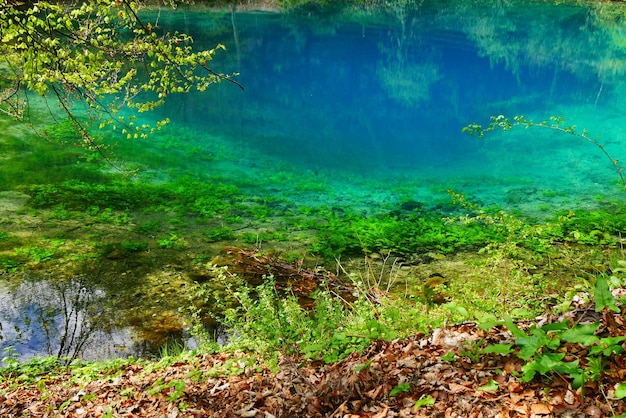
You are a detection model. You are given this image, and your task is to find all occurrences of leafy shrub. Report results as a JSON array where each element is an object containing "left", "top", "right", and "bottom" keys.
[{"left": 188, "top": 270, "right": 398, "bottom": 363}]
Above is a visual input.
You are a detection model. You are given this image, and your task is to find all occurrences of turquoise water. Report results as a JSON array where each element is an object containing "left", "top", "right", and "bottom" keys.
[
  {"left": 4, "top": 0, "right": 626, "bottom": 362},
  {"left": 152, "top": 0, "right": 626, "bottom": 214}
]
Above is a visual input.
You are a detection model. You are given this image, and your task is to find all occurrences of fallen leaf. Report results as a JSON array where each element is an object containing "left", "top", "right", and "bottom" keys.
[
  {"left": 448, "top": 383, "right": 472, "bottom": 394},
  {"left": 530, "top": 403, "right": 553, "bottom": 415}
]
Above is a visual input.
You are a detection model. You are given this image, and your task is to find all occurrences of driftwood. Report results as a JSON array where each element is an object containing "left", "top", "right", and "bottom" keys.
[{"left": 224, "top": 246, "right": 354, "bottom": 303}]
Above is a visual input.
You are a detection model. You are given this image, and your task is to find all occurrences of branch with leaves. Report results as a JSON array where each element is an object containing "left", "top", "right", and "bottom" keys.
[
  {"left": 463, "top": 115, "right": 626, "bottom": 192},
  {"left": 0, "top": 0, "right": 240, "bottom": 170}
]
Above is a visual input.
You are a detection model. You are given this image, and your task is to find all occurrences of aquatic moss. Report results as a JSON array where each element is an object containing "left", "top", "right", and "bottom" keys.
[
  {"left": 309, "top": 213, "right": 500, "bottom": 259},
  {"left": 26, "top": 177, "right": 241, "bottom": 217}
]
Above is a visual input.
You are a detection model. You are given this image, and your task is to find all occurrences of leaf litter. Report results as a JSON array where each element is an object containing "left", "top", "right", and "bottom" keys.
[{"left": 2, "top": 301, "right": 626, "bottom": 418}]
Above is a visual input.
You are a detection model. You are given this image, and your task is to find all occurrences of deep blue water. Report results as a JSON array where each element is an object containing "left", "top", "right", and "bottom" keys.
[{"left": 150, "top": 0, "right": 626, "bottom": 213}]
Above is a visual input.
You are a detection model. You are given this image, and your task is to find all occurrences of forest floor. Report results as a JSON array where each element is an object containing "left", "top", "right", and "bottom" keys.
[{"left": 2, "top": 302, "right": 626, "bottom": 418}]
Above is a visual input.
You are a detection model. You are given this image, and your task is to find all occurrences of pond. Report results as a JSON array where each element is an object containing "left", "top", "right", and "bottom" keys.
[
  {"left": 155, "top": 0, "right": 626, "bottom": 211},
  {"left": 2, "top": 0, "right": 626, "bottom": 363}
]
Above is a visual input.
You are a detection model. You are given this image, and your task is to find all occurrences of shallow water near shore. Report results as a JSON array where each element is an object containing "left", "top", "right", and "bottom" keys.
[{"left": 3, "top": 0, "right": 626, "bottom": 362}]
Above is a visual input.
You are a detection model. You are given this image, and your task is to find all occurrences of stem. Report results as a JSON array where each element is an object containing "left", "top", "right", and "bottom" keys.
[{"left": 533, "top": 123, "right": 626, "bottom": 192}]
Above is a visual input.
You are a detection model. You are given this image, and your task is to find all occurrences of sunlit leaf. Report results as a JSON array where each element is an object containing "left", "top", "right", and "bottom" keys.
[
  {"left": 561, "top": 323, "right": 600, "bottom": 346},
  {"left": 595, "top": 275, "right": 619, "bottom": 313},
  {"left": 414, "top": 394, "right": 435, "bottom": 408},
  {"left": 615, "top": 382, "right": 626, "bottom": 399},
  {"left": 483, "top": 344, "right": 513, "bottom": 355},
  {"left": 477, "top": 379, "right": 499, "bottom": 392},
  {"left": 390, "top": 382, "right": 410, "bottom": 396}
]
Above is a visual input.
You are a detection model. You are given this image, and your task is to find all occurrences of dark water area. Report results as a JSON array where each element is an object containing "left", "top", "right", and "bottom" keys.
[
  {"left": 4, "top": 0, "right": 626, "bottom": 363},
  {"left": 151, "top": 0, "right": 626, "bottom": 213}
]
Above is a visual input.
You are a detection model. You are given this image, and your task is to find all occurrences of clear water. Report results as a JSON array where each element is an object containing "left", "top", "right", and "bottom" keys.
[
  {"left": 151, "top": 1, "right": 626, "bottom": 214},
  {"left": 4, "top": 0, "right": 626, "bottom": 362}
]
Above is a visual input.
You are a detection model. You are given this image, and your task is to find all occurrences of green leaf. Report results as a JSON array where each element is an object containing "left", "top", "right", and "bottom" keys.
[
  {"left": 520, "top": 353, "right": 566, "bottom": 381},
  {"left": 477, "top": 379, "right": 499, "bottom": 392},
  {"left": 354, "top": 361, "right": 372, "bottom": 372},
  {"left": 390, "top": 382, "right": 410, "bottom": 397},
  {"left": 441, "top": 352, "right": 457, "bottom": 362},
  {"left": 595, "top": 275, "right": 619, "bottom": 313},
  {"left": 589, "top": 336, "right": 626, "bottom": 356},
  {"left": 510, "top": 308, "right": 536, "bottom": 319},
  {"left": 615, "top": 382, "right": 626, "bottom": 399},
  {"left": 503, "top": 316, "right": 527, "bottom": 339},
  {"left": 561, "top": 323, "right": 600, "bottom": 346},
  {"left": 477, "top": 318, "right": 501, "bottom": 330},
  {"left": 540, "top": 320, "right": 570, "bottom": 332},
  {"left": 414, "top": 394, "right": 435, "bottom": 408},
  {"left": 516, "top": 328, "right": 559, "bottom": 361},
  {"left": 482, "top": 343, "right": 513, "bottom": 355}
]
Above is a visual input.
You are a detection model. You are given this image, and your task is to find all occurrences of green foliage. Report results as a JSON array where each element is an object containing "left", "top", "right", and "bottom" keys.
[
  {"left": 187, "top": 267, "right": 400, "bottom": 364},
  {"left": 26, "top": 177, "right": 241, "bottom": 220},
  {"left": 0, "top": 0, "right": 234, "bottom": 164},
  {"left": 0, "top": 350, "right": 66, "bottom": 383},
  {"left": 414, "top": 394, "right": 435, "bottom": 408},
  {"left": 240, "top": 231, "right": 287, "bottom": 245},
  {"left": 204, "top": 226, "right": 235, "bottom": 242},
  {"left": 308, "top": 189, "right": 626, "bottom": 262},
  {"left": 481, "top": 276, "right": 625, "bottom": 389},
  {"left": 440, "top": 352, "right": 457, "bottom": 362},
  {"left": 0, "top": 255, "right": 21, "bottom": 272},
  {"left": 556, "top": 209, "right": 626, "bottom": 245},
  {"left": 389, "top": 382, "right": 410, "bottom": 396},
  {"left": 595, "top": 275, "right": 620, "bottom": 313},
  {"left": 135, "top": 221, "right": 161, "bottom": 234},
  {"left": 310, "top": 210, "right": 499, "bottom": 259},
  {"left": 14, "top": 246, "right": 56, "bottom": 263},
  {"left": 476, "top": 379, "right": 499, "bottom": 392},
  {"left": 157, "top": 233, "right": 187, "bottom": 250},
  {"left": 120, "top": 240, "right": 149, "bottom": 252},
  {"left": 147, "top": 378, "right": 186, "bottom": 402}
]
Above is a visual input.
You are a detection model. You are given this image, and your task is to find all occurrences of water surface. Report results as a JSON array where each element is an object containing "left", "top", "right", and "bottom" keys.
[{"left": 152, "top": 0, "right": 626, "bottom": 213}]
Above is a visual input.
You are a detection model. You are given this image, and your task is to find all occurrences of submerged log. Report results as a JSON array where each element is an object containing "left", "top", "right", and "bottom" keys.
[{"left": 223, "top": 246, "right": 354, "bottom": 303}]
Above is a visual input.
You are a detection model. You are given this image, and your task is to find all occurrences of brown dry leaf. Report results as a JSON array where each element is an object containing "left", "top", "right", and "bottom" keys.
[
  {"left": 367, "top": 385, "right": 384, "bottom": 400},
  {"left": 509, "top": 388, "right": 536, "bottom": 404},
  {"left": 584, "top": 405, "right": 603, "bottom": 418},
  {"left": 530, "top": 403, "right": 553, "bottom": 415},
  {"left": 2, "top": 314, "right": 626, "bottom": 417},
  {"left": 448, "top": 382, "right": 473, "bottom": 394},
  {"left": 372, "top": 404, "right": 390, "bottom": 418}
]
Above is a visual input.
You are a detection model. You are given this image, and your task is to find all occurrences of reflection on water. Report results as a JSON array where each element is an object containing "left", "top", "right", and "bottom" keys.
[{"left": 0, "top": 275, "right": 152, "bottom": 362}]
